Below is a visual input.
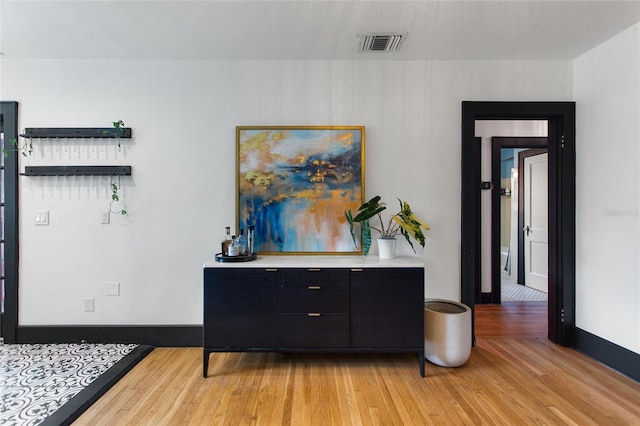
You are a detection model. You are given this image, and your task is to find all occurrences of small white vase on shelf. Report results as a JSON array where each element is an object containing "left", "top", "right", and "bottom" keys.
[{"left": 377, "top": 237, "right": 397, "bottom": 259}]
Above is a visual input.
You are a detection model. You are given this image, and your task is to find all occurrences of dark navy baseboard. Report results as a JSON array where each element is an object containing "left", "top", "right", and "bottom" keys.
[
  {"left": 17, "top": 325, "right": 202, "bottom": 347},
  {"left": 573, "top": 327, "right": 639, "bottom": 382},
  {"left": 480, "top": 292, "right": 493, "bottom": 304}
]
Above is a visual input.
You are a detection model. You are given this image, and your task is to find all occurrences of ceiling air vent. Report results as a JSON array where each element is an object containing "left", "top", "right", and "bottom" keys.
[{"left": 359, "top": 34, "right": 404, "bottom": 52}]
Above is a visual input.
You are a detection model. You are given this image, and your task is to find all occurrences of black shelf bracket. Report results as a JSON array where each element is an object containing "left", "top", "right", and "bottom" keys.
[
  {"left": 22, "top": 166, "right": 132, "bottom": 176},
  {"left": 20, "top": 128, "right": 132, "bottom": 139}
]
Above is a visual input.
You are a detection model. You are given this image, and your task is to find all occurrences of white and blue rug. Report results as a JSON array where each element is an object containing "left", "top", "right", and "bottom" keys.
[{"left": 0, "top": 343, "right": 152, "bottom": 426}]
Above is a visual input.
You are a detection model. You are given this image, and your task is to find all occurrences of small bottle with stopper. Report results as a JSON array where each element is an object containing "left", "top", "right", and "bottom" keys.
[{"left": 220, "top": 226, "right": 232, "bottom": 256}]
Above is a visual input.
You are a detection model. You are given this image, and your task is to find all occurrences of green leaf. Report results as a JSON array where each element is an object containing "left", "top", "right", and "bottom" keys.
[
  {"left": 112, "top": 194, "right": 119, "bottom": 201},
  {"left": 361, "top": 220, "right": 371, "bottom": 256},
  {"left": 358, "top": 195, "right": 381, "bottom": 211},
  {"left": 353, "top": 205, "right": 385, "bottom": 223},
  {"left": 393, "top": 199, "right": 428, "bottom": 252},
  {"left": 351, "top": 196, "right": 387, "bottom": 222},
  {"left": 2, "top": 149, "right": 8, "bottom": 158},
  {"left": 346, "top": 210, "right": 358, "bottom": 248},
  {"left": 121, "top": 210, "right": 127, "bottom": 215}
]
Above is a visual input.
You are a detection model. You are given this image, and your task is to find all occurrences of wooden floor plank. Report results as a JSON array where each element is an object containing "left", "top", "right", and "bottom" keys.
[{"left": 74, "top": 303, "right": 640, "bottom": 425}]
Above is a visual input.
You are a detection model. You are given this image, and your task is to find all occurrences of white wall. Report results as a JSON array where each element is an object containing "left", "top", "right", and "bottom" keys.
[
  {"left": 1, "top": 59, "right": 572, "bottom": 325},
  {"left": 475, "top": 120, "right": 547, "bottom": 293},
  {"left": 574, "top": 23, "right": 640, "bottom": 354}
]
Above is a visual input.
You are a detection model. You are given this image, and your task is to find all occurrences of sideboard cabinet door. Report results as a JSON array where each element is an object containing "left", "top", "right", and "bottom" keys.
[
  {"left": 204, "top": 268, "right": 279, "bottom": 348},
  {"left": 350, "top": 268, "right": 424, "bottom": 348}
]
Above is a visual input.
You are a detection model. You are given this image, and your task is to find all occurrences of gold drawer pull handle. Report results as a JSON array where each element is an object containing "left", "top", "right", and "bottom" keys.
[
  {"left": 308, "top": 313, "right": 321, "bottom": 317},
  {"left": 307, "top": 286, "right": 321, "bottom": 290},
  {"left": 265, "top": 268, "right": 278, "bottom": 272},
  {"left": 308, "top": 268, "right": 321, "bottom": 272},
  {"left": 351, "top": 268, "right": 363, "bottom": 272}
]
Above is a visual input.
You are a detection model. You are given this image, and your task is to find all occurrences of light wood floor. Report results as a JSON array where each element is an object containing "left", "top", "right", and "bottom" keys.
[{"left": 74, "top": 303, "right": 640, "bottom": 425}]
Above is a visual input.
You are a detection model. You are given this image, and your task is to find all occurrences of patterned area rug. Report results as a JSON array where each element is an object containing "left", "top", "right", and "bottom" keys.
[{"left": 0, "top": 343, "right": 152, "bottom": 426}]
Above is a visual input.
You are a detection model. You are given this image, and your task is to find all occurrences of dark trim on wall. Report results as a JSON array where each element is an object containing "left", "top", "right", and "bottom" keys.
[
  {"left": 461, "top": 136, "right": 482, "bottom": 342},
  {"left": 574, "top": 328, "right": 640, "bottom": 383},
  {"left": 17, "top": 325, "right": 202, "bottom": 347},
  {"left": 1, "top": 101, "right": 19, "bottom": 344},
  {"left": 480, "top": 292, "right": 493, "bottom": 304}
]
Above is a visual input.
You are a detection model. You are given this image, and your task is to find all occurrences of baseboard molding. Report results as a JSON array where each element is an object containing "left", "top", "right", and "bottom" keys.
[
  {"left": 480, "top": 292, "right": 493, "bottom": 304},
  {"left": 573, "top": 328, "right": 640, "bottom": 382},
  {"left": 17, "top": 325, "right": 202, "bottom": 347}
]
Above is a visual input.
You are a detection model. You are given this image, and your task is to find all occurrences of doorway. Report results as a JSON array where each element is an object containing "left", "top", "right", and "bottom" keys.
[
  {"left": 491, "top": 137, "right": 548, "bottom": 304},
  {"left": 461, "top": 101, "right": 576, "bottom": 346}
]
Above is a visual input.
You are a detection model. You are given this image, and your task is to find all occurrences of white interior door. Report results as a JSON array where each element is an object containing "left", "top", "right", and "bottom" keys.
[{"left": 524, "top": 152, "right": 548, "bottom": 293}]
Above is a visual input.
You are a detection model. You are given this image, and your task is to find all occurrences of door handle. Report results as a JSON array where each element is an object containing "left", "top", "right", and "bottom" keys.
[{"left": 523, "top": 225, "right": 530, "bottom": 236}]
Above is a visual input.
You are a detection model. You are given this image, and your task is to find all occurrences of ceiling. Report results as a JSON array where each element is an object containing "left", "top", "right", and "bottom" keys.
[{"left": 1, "top": 1, "right": 640, "bottom": 61}]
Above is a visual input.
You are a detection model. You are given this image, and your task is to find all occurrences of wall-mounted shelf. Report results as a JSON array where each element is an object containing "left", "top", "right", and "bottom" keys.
[
  {"left": 20, "top": 127, "right": 132, "bottom": 139},
  {"left": 22, "top": 166, "right": 132, "bottom": 176}
]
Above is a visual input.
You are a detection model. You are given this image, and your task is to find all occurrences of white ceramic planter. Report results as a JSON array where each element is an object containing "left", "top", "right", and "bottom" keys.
[
  {"left": 377, "top": 238, "right": 397, "bottom": 259},
  {"left": 424, "top": 299, "right": 472, "bottom": 367}
]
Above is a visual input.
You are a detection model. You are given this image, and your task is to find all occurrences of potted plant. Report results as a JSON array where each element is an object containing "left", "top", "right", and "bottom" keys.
[
  {"left": 345, "top": 195, "right": 429, "bottom": 257},
  {"left": 2, "top": 137, "right": 32, "bottom": 158}
]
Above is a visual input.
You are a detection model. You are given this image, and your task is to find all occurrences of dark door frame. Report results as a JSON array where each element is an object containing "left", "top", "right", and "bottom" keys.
[
  {"left": 1, "top": 101, "right": 19, "bottom": 344},
  {"left": 490, "top": 137, "right": 547, "bottom": 304},
  {"left": 461, "top": 101, "right": 575, "bottom": 346}
]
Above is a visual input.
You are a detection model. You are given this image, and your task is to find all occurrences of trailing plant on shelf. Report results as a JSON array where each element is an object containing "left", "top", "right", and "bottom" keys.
[
  {"left": 101, "top": 120, "right": 129, "bottom": 214},
  {"left": 2, "top": 137, "right": 32, "bottom": 158},
  {"left": 345, "top": 195, "right": 429, "bottom": 256},
  {"left": 103, "top": 120, "right": 125, "bottom": 148},
  {"left": 110, "top": 178, "right": 127, "bottom": 215}
]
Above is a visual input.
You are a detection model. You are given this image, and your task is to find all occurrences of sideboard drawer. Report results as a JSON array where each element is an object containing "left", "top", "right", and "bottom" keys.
[
  {"left": 281, "top": 268, "right": 349, "bottom": 287},
  {"left": 279, "top": 313, "right": 349, "bottom": 347},
  {"left": 279, "top": 285, "right": 349, "bottom": 313}
]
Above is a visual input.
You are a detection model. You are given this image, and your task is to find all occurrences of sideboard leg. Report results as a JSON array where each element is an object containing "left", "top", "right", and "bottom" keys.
[
  {"left": 203, "top": 350, "right": 210, "bottom": 378},
  {"left": 419, "top": 351, "right": 425, "bottom": 377}
]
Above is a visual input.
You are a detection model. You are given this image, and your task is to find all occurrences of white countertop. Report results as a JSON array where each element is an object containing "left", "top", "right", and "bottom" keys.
[{"left": 203, "top": 255, "right": 424, "bottom": 269}]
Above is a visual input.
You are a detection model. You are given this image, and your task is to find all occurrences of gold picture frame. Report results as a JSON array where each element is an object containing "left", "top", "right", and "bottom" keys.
[{"left": 236, "top": 126, "right": 365, "bottom": 254}]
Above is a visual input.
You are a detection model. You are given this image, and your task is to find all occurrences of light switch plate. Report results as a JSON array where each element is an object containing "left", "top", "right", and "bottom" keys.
[
  {"left": 106, "top": 282, "right": 120, "bottom": 296},
  {"left": 35, "top": 210, "right": 49, "bottom": 225},
  {"left": 84, "top": 297, "right": 95, "bottom": 312}
]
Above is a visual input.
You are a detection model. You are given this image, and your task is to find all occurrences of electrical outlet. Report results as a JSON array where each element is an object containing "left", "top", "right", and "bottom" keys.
[
  {"left": 101, "top": 210, "right": 110, "bottom": 224},
  {"left": 84, "top": 297, "right": 95, "bottom": 312},
  {"left": 106, "top": 282, "right": 120, "bottom": 296},
  {"left": 35, "top": 210, "right": 49, "bottom": 226}
]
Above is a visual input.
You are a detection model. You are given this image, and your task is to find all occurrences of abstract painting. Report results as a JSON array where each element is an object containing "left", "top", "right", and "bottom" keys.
[{"left": 237, "top": 126, "right": 365, "bottom": 254}]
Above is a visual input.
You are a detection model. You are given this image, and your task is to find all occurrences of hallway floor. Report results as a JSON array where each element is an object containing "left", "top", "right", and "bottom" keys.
[{"left": 501, "top": 271, "right": 547, "bottom": 302}]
